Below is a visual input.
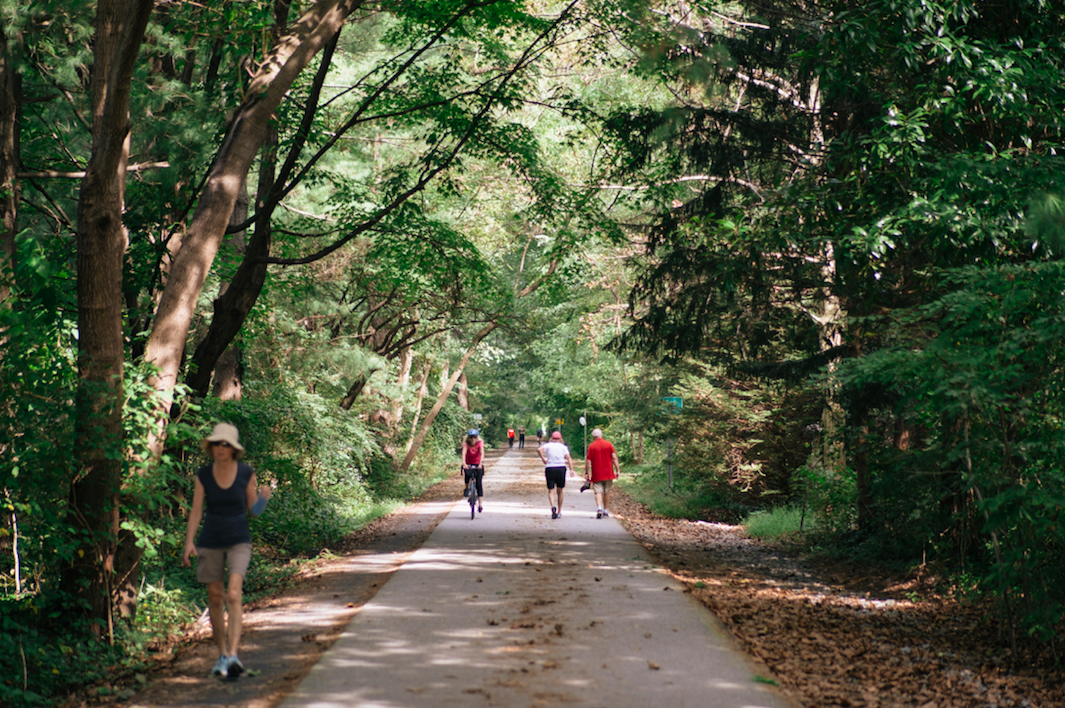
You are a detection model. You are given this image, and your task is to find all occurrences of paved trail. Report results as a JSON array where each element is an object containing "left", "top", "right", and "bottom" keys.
[{"left": 278, "top": 447, "right": 794, "bottom": 708}]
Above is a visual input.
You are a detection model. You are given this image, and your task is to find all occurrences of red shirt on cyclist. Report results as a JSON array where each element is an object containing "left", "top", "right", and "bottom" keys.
[{"left": 463, "top": 430, "right": 484, "bottom": 467}]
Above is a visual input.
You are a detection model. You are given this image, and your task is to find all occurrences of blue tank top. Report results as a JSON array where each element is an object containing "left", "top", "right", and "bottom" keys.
[{"left": 196, "top": 463, "right": 254, "bottom": 548}]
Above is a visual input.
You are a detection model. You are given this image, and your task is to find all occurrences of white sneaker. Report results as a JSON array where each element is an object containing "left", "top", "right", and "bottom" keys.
[
  {"left": 211, "top": 655, "right": 229, "bottom": 678},
  {"left": 227, "top": 655, "right": 245, "bottom": 677}
]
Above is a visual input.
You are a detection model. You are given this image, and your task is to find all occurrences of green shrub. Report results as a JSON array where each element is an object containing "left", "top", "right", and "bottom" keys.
[
  {"left": 620, "top": 463, "right": 749, "bottom": 523},
  {"left": 792, "top": 464, "right": 858, "bottom": 535}
]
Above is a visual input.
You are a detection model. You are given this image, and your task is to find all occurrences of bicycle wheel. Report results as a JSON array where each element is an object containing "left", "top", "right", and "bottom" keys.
[{"left": 467, "top": 478, "right": 478, "bottom": 519}]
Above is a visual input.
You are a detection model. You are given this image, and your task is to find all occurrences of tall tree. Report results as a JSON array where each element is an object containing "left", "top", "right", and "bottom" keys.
[
  {"left": 183, "top": 0, "right": 302, "bottom": 399},
  {"left": 607, "top": 0, "right": 1065, "bottom": 527},
  {"left": 64, "top": 0, "right": 154, "bottom": 630},
  {"left": 143, "top": 0, "right": 365, "bottom": 450},
  {"left": 0, "top": 9, "right": 20, "bottom": 305}
]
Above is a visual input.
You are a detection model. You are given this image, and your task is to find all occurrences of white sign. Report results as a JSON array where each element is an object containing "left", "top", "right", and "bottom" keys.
[
  {"left": 579, "top": 416, "right": 586, "bottom": 427},
  {"left": 473, "top": 414, "right": 482, "bottom": 420}
]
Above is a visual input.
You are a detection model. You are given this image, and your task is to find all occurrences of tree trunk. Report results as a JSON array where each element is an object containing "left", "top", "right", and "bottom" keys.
[
  {"left": 144, "top": 0, "right": 364, "bottom": 453},
  {"left": 187, "top": 122, "right": 278, "bottom": 400},
  {"left": 185, "top": 2, "right": 322, "bottom": 399},
  {"left": 369, "top": 344, "right": 416, "bottom": 447},
  {"left": 340, "top": 367, "right": 382, "bottom": 410},
  {"left": 854, "top": 422, "right": 873, "bottom": 530},
  {"left": 391, "top": 344, "right": 414, "bottom": 426},
  {"left": 399, "top": 263, "right": 558, "bottom": 471},
  {"left": 406, "top": 352, "right": 434, "bottom": 453},
  {"left": 64, "top": 0, "right": 154, "bottom": 632},
  {"left": 457, "top": 371, "right": 469, "bottom": 411},
  {"left": 438, "top": 359, "right": 450, "bottom": 392},
  {"left": 209, "top": 175, "right": 250, "bottom": 400},
  {"left": 629, "top": 430, "right": 644, "bottom": 465},
  {"left": 211, "top": 346, "right": 244, "bottom": 400},
  {"left": 0, "top": 21, "right": 20, "bottom": 307},
  {"left": 0, "top": 21, "right": 19, "bottom": 506},
  {"left": 399, "top": 323, "right": 497, "bottom": 473}
]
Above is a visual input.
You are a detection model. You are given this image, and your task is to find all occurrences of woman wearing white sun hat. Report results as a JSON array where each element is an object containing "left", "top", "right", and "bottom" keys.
[{"left": 182, "top": 422, "right": 271, "bottom": 679}]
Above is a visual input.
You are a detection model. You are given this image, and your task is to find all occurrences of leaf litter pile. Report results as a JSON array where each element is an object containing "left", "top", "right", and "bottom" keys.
[{"left": 610, "top": 492, "right": 1064, "bottom": 708}]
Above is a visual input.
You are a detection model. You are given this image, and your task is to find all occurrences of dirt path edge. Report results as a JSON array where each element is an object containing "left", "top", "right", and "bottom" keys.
[{"left": 103, "top": 463, "right": 477, "bottom": 708}]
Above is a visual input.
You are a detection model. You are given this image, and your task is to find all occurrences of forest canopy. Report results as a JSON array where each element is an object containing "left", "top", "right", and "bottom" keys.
[{"left": 2, "top": 0, "right": 1064, "bottom": 702}]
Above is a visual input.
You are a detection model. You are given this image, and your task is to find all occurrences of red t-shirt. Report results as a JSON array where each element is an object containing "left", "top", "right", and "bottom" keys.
[
  {"left": 464, "top": 440, "right": 484, "bottom": 465},
  {"left": 586, "top": 438, "right": 617, "bottom": 482},
  {"left": 507, "top": 428, "right": 515, "bottom": 439}
]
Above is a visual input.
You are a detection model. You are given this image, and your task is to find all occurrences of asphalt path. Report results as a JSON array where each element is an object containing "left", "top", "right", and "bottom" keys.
[{"left": 278, "top": 446, "right": 795, "bottom": 708}]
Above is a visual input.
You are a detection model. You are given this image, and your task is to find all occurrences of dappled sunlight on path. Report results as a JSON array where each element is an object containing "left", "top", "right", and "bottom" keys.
[{"left": 279, "top": 447, "right": 795, "bottom": 708}]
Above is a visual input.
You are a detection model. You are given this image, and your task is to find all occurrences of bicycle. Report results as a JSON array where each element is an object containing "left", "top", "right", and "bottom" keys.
[{"left": 463, "top": 465, "right": 484, "bottom": 519}]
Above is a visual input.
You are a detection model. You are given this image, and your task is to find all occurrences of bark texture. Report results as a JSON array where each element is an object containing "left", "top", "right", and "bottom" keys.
[
  {"left": 399, "top": 323, "right": 498, "bottom": 473},
  {"left": 405, "top": 352, "right": 435, "bottom": 452},
  {"left": 65, "top": 0, "right": 155, "bottom": 630},
  {"left": 0, "top": 22, "right": 20, "bottom": 305},
  {"left": 144, "top": 0, "right": 363, "bottom": 438}
]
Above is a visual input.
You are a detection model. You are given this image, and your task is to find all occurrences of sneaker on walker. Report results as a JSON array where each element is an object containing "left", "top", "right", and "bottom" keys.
[{"left": 227, "top": 655, "right": 245, "bottom": 678}]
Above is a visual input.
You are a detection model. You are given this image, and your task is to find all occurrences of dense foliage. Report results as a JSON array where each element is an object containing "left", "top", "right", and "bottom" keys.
[
  {"left": 2, "top": 0, "right": 1064, "bottom": 703},
  {"left": 0, "top": 0, "right": 600, "bottom": 703},
  {"left": 595, "top": 0, "right": 1065, "bottom": 649}
]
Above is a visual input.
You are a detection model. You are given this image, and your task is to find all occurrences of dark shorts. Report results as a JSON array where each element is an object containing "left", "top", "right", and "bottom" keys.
[
  {"left": 464, "top": 465, "right": 484, "bottom": 497},
  {"left": 196, "top": 543, "right": 252, "bottom": 584},
  {"left": 544, "top": 467, "right": 567, "bottom": 490}
]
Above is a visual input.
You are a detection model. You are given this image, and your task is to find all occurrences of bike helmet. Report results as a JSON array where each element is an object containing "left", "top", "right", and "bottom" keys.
[{"left": 468, "top": 429, "right": 479, "bottom": 436}]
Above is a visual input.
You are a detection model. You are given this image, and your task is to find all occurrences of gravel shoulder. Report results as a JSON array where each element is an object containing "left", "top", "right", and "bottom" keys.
[
  {"left": 97, "top": 455, "right": 1062, "bottom": 708},
  {"left": 610, "top": 491, "right": 1064, "bottom": 708}
]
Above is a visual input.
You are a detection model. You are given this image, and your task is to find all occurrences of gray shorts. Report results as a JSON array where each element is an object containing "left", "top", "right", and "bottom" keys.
[
  {"left": 592, "top": 479, "right": 613, "bottom": 495},
  {"left": 196, "top": 543, "right": 252, "bottom": 584}
]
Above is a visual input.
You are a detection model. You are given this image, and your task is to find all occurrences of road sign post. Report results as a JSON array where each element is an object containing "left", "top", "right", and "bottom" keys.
[
  {"left": 662, "top": 397, "right": 682, "bottom": 489},
  {"left": 579, "top": 413, "right": 587, "bottom": 455}
]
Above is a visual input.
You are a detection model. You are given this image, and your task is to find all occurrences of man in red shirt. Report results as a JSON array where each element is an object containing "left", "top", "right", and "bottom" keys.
[{"left": 584, "top": 428, "right": 621, "bottom": 518}]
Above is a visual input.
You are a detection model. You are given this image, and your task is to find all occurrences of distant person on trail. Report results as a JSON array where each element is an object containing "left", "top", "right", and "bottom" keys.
[
  {"left": 518, "top": 425, "right": 526, "bottom": 449},
  {"left": 537, "top": 431, "right": 575, "bottom": 519},
  {"left": 507, "top": 427, "right": 516, "bottom": 448},
  {"left": 584, "top": 428, "right": 621, "bottom": 519},
  {"left": 183, "top": 423, "right": 272, "bottom": 679},
  {"left": 536, "top": 428, "right": 543, "bottom": 445},
  {"left": 461, "top": 429, "right": 485, "bottom": 513}
]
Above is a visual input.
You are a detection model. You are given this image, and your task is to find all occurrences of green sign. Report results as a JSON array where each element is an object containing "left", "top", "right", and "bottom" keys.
[{"left": 662, "top": 396, "right": 683, "bottom": 413}]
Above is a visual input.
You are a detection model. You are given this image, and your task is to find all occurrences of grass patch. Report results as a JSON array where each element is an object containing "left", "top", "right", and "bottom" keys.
[
  {"left": 743, "top": 506, "right": 817, "bottom": 539},
  {"left": 616, "top": 469, "right": 704, "bottom": 519},
  {"left": 617, "top": 464, "right": 750, "bottom": 523}
]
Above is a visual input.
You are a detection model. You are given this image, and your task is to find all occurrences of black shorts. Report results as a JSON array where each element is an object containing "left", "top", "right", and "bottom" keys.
[{"left": 545, "top": 466, "right": 567, "bottom": 489}]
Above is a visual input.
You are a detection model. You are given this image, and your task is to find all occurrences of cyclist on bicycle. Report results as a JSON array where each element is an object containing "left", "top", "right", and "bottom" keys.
[{"left": 461, "top": 429, "right": 485, "bottom": 513}]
